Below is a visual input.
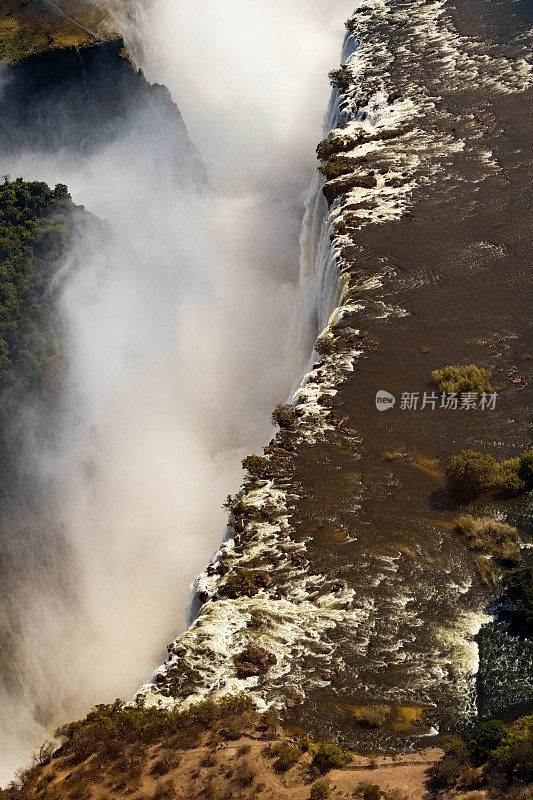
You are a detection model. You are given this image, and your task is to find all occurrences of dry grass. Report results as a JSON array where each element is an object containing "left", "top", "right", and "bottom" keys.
[
  {"left": 475, "top": 556, "right": 497, "bottom": 586},
  {"left": 455, "top": 515, "right": 520, "bottom": 562},
  {"left": 354, "top": 705, "right": 391, "bottom": 728}
]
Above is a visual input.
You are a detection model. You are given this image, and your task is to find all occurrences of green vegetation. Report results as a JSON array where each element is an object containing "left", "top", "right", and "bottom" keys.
[
  {"left": 0, "top": 178, "right": 90, "bottom": 391},
  {"left": 435, "top": 715, "right": 533, "bottom": 789},
  {"left": 432, "top": 364, "right": 492, "bottom": 394},
  {"left": 475, "top": 556, "right": 497, "bottom": 587},
  {"left": 328, "top": 66, "right": 353, "bottom": 91},
  {"left": 455, "top": 515, "right": 520, "bottom": 563},
  {"left": 353, "top": 705, "right": 391, "bottom": 728},
  {"left": 272, "top": 741, "right": 301, "bottom": 771},
  {"left": 318, "top": 154, "right": 366, "bottom": 181},
  {"left": 362, "top": 785, "right": 382, "bottom": 800},
  {"left": 504, "top": 567, "right": 533, "bottom": 634},
  {"left": 312, "top": 742, "right": 353, "bottom": 774},
  {"left": 310, "top": 779, "right": 332, "bottom": 799},
  {"left": 314, "top": 335, "right": 337, "bottom": 356},
  {"left": 316, "top": 135, "right": 355, "bottom": 161},
  {"left": 242, "top": 453, "right": 271, "bottom": 477},
  {"left": 56, "top": 694, "right": 253, "bottom": 756},
  {"left": 445, "top": 449, "right": 533, "bottom": 500},
  {"left": 271, "top": 403, "right": 297, "bottom": 430}
]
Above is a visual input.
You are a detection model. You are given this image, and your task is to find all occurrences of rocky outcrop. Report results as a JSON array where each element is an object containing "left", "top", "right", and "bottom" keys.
[
  {"left": 234, "top": 646, "right": 277, "bottom": 678},
  {"left": 0, "top": 37, "right": 203, "bottom": 178},
  {"left": 323, "top": 171, "right": 377, "bottom": 205}
]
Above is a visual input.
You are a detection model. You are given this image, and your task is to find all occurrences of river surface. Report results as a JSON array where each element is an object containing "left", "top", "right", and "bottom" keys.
[{"left": 139, "top": 0, "right": 533, "bottom": 752}]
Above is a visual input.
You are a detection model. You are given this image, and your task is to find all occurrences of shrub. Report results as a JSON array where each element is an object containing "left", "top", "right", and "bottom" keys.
[
  {"left": 271, "top": 403, "right": 297, "bottom": 430},
  {"left": 491, "top": 715, "right": 533, "bottom": 780},
  {"left": 316, "top": 135, "right": 355, "bottom": 161},
  {"left": 272, "top": 742, "right": 301, "bottom": 772},
  {"left": 518, "top": 450, "right": 533, "bottom": 482},
  {"left": 446, "top": 451, "right": 501, "bottom": 499},
  {"left": 154, "top": 779, "right": 177, "bottom": 799},
  {"left": 362, "top": 785, "right": 382, "bottom": 800},
  {"left": 434, "top": 755, "right": 465, "bottom": 788},
  {"left": 310, "top": 779, "right": 331, "bottom": 799},
  {"left": 445, "top": 450, "right": 533, "bottom": 500},
  {"left": 469, "top": 720, "right": 507, "bottom": 764},
  {"left": 503, "top": 567, "right": 533, "bottom": 633},
  {"left": 455, "top": 515, "right": 520, "bottom": 562},
  {"left": 354, "top": 705, "right": 390, "bottom": 728},
  {"left": 151, "top": 750, "right": 181, "bottom": 776},
  {"left": 312, "top": 742, "right": 353, "bottom": 773},
  {"left": 475, "top": 556, "right": 496, "bottom": 587},
  {"left": 431, "top": 365, "right": 492, "bottom": 394},
  {"left": 318, "top": 155, "right": 363, "bottom": 181},
  {"left": 314, "top": 335, "right": 337, "bottom": 356},
  {"left": 261, "top": 709, "right": 280, "bottom": 732},
  {"left": 328, "top": 66, "right": 353, "bottom": 90},
  {"left": 242, "top": 454, "right": 271, "bottom": 477}
]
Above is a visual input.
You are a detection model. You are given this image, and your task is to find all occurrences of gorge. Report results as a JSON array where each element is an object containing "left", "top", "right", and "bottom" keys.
[{"left": 0, "top": 0, "right": 531, "bottom": 797}]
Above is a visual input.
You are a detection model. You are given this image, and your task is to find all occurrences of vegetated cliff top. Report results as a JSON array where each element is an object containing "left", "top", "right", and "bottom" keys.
[{"left": 0, "top": 0, "right": 131, "bottom": 62}]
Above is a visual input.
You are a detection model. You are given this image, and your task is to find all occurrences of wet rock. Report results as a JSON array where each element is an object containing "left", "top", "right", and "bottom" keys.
[
  {"left": 219, "top": 569, "right": 273, "bottom": 599},
  {"left": 323, "top": 172, "right": 378, "bottom": 205},
  {"left": 234, "top": 646, "right": 277, "bottom": 678}
]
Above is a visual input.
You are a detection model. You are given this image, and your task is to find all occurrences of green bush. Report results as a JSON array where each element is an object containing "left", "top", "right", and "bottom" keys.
[
  {"left": 271, "top": 403, "right": 297, "bottom": 430},
  {"left": 491, "top": 715, "right": 533, "bottom": 780},
  {"left": 0, "top": 178, "right": 80, "bottom": 391},
  {"left": 55, "top": 693, "right": 254, "bottom": 759},
  {"left": 318, "top": 155, "right": 362, "bottom": 181},
  {"left": 310, "top": 779, "right": 331, "bottom": 799},
  {"left": 445, "top": 450, "right": 533, "bottom": 500},
  {"left": 504, "top": 567, "right": 533, "bottom": 633},
  {"left": 431, "top": 364, "right": 492, "bottom": 394},
  {"left": 272, "top": 741, "right": 301, "bottom": 771},
  {"left": 433, "top": 716, "right": 533, "bottom": 789},
  {"left": 455, "top": 515, "right": 520, "bottom": 562},
  {"left": 316, "top": 135, "right": 355, "bottom": 161},
  {"left": 154, "top": 779, "right": 177, "bottom": 799},
  {"left": 446, "top": 451, "right": 501, "bottom": 499},
  {"left": 242, "top": 454, "right": 271, "bottom": 477},
  {"left": 468, "top": 720, "right": 507, "bottom": 765},
  {"left": 312, "top": 742, "right": 353, "bottom": 773},
  {"left": 354, "top": 705, "right": 390, "bottom": 728},
  {"left": 328, "top": 66, "right": 352, "bottom": 90},
  {"left": 362, "top": 785, "right": 381, "bottom": 800}
]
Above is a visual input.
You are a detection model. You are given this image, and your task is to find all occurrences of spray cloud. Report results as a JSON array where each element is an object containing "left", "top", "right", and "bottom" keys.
[{"left": 0, "top": 0, "right": 353, "bottom": 780}]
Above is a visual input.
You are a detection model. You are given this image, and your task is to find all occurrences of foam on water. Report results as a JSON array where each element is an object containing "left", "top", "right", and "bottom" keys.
[{"left": 136, "top": 0, "right": 532, "bottom": 730}]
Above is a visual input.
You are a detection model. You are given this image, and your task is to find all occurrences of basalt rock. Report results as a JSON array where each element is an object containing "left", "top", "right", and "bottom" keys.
[
  {"left": 234, "top": 646, "right": 277, "bottom": 678},
  {"left": 323, "top": 172, "right": 378, "bottom": 205},
  {"left": 218, "top": 570, "right": 273, "bottom": 599}
]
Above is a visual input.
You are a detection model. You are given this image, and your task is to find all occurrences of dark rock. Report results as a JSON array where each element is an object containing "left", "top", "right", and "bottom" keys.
[
  {"left": 219, "top": 570, "right": 273, "bottom": 599},
  {"left": 323, "top": 172, "right": 378, "bottom": 205},
  {"left": 234, "top": 646, "right": 277, "bottom": 678}
]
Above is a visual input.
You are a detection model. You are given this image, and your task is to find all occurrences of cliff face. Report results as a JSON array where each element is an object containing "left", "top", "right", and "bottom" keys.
[
  {"left": 0, "top": 38, "right": 202, "bottom": 170},
  {"left": 0, "top": 0, "right": 127, "bottom": 61}
]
